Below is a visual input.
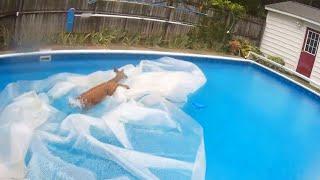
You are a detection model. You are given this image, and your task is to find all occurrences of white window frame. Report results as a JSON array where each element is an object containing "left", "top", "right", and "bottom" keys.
[{"left": 303, "top": 29, "right": 320, "bottom": 56}]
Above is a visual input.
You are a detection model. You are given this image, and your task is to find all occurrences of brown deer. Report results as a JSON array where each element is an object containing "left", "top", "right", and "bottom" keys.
[{"left": 76, "top": 68, "right": 129, "bottom": 109}]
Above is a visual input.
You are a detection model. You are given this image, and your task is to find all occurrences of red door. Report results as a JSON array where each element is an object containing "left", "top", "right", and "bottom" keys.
[{"left": 297, "top": 28, "right": 320, "bottom": 77}]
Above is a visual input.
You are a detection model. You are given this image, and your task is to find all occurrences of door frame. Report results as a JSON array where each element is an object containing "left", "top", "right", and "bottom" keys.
[{"left": 296, "top": 27, "right": 320, "bottom": 77}]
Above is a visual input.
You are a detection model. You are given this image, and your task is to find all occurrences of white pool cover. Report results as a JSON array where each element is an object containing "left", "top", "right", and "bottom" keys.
[{"left": 0, "top": 57, "right": 206, "bottom": 179}]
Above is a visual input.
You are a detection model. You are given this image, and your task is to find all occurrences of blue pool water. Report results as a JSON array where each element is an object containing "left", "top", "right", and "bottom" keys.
[{"left": 0, "top": 52, "right": 320, "bottom": 180}]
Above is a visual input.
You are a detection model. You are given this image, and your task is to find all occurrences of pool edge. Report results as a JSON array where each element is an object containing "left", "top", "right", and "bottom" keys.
[{"left": 0, "top": 49, "right": 319, "bottom": 98}]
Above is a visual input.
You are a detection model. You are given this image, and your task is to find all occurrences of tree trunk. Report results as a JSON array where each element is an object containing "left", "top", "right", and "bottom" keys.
[{"left": 309, "top": 0, "right": 314, "bottom": 5}]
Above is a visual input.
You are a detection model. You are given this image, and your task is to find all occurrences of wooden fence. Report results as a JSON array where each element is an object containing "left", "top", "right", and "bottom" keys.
[
  {"left": 0, "top": 0, "right": 265, "bottom": 47},
  {"left": 233, "top": 15, "right": 265, "bottom": 45}
]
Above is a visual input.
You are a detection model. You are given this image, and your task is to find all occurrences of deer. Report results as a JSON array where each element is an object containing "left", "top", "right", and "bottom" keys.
[{"left": 76, "top": 68, "right": 129, "bottom": 109}]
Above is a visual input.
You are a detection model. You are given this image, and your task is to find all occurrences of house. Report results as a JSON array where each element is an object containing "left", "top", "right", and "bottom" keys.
[{"left": 260, "top": 1, "right": 320, "bottom": 84}]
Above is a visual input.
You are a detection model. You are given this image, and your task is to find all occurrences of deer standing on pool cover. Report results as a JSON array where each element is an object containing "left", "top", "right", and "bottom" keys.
[{"left": 77, "top": 68, "right": 129, "bottom": 109}]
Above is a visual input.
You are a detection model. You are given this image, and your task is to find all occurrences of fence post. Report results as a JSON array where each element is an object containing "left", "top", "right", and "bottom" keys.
[
  {"left": 14, "top": 0, "right": 24, "bottom": 46},
  {"left": 222, "top": 11, "right": 232, "bottom": 43},
  {"left": 92, "top": 0, "right": 100, "bottom": 32},
  {"left": 164, "top": 6, "right": 174, "bottom": 40},
  {"left": 257, "top": 20, "right": 266, "bottom": 47}
]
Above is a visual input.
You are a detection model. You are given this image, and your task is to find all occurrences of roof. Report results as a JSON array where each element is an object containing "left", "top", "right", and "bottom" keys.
[{"left": 265, "top": 1, "right": 320, "bottom": 26}]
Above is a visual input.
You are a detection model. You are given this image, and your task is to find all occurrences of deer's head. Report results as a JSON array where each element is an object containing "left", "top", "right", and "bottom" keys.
[{"left": 114, "top": 68, "right": 128, "bottom": 80}]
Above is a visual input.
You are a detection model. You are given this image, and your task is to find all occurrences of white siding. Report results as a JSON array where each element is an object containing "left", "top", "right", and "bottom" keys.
[
  {"left": 310, "top": 45, "right": 320, "bottom": 84},
  {"left": 260, "top": 12, "right": 306, "bottom": 69}
]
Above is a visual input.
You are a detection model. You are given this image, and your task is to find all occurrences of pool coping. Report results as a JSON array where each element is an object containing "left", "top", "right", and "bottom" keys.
[{"left": 0, "top": 49, "right": 319, "bottom": 98}]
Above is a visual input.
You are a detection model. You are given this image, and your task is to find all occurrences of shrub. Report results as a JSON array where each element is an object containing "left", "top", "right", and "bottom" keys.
[
  {"left": 0, "top": 25, "right": 11, "bottom": 50},
  {"left": 112, "top": 30, "right": 127, "bottom": 43},
  {"left": 91, "top": 29, "right": 117, "bottom": 47},
  {"left": 189, "top": 16, "right": 228, "bottom": 49},
  {"left": 238, "top": 39, "right": 262, "bottom": 57},
  {"left": 226, "top": 39, "right": 241, "bottom": 55},
  {"left": 186, "top": 0, "right": 245, "bottom": 52},
  {"left": 253, "top": 54, "right": 286, "bottom": 73},
  {"left": 210, "top": 0, "right": 246, "bottom": 16},
  {"left": 267, "top": 55, "right": 285, "bottom": 66},
  {"left": 168, "top": 35, "right": 190, "bottom": 49},
  {"left": 122, "top": 33, "right": 141, "bottom": 46},
  {"left": 78, "top": 33, "right": 92, "bottom": 44},
  {"left": 144, "top": 35, "right": 163, "bottom": 47}
]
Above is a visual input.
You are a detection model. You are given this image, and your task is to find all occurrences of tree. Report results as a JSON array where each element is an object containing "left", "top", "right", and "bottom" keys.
[{"left": 229, "top": 0, "right": 320, "bottom": 16}]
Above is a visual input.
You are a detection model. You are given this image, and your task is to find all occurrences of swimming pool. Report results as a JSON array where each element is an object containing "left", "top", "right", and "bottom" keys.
[{"left": 0, "top": 50, "right": 319, "bottom": 180}]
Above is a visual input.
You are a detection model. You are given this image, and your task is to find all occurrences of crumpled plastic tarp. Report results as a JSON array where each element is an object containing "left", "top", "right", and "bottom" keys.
[{"left": 0, "top": 57, "right": 206, "bottom": 180}]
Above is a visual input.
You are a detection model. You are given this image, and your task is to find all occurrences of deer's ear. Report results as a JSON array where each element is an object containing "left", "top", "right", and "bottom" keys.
[{"left": 114, "top": 68, "right": 119, "bottom": 73}]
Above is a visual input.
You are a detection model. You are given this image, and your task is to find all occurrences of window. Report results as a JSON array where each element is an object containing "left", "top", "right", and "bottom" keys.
[{"left": 304, "top": 29, "right": 320, "bottom": 56}]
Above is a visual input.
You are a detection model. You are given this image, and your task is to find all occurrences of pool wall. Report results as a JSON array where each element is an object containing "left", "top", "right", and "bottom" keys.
[{"left": 0, "top": 49, "right": 319, "bottom": 99}]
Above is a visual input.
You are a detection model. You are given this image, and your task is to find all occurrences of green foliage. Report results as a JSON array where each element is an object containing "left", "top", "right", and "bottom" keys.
[
  {"left": 78, "top": 33, "right": 92, "bottom": 44},
  {"left": 42, "top": 29, "right": 188, "bottom": 49},
  {"left": 229, "top": 0, "right": 320, "bottom": 17},
  {"left": 144, "top": 35, "right": 163, "bottom": 47},
  {"left": 0, "top": 25, "right": 11, "bottom": 50},
  {"left": 187, "top": 15, "right": 229, "bottom": 51},
  {"left": 112, "top": 30, "right": 127, "bottom": 43},
  {"left": 91, "top": 29, "right": 117, "bottom": 47},
  {"left": 45, "top": 29, "right": 124, "bottom": 47},
  {"left": 168, "top": 35, "right": 190, "bottom": 49},
  {"left": 43, "top": 29, "right": 143, "bottom": 47},
  {"left": 238, "top": 39, "right": 262, "bottom": 57},
  {"left": 210, "top": 0, "right": 246, "bottom": 16},
  {"left": 246, "top": 50, "right": 286, "bottom": 72},
  {"left": 122, "top": 33, "right": 141, "bottom": 46},
  {"left": 225, "top": 39, "right": 241, "bottom": 55},
  {"left": 255, "top": 57, "right": 286, "bottom": 73},
  {"left": 267, "top": 55, "right": 285, "bottom": 66},
  {"left": 62, "top": 33, "right": 71, "bottom": 45},
  {"left": 186, "top": 28, "right": 209, "bottom": 50},
  {"left": 229, "top": 0, "right": 264, "bottom": 16},
  {"left": 41, "top": 23, "right": 263, "bottom": 56},
  {"left": 185, "top": 0, "right": 245, "bottom": 52}
]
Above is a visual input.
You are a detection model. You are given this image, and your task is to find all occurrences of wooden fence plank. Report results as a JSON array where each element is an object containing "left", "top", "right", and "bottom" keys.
[
  {"left": 0, "top": 0, "right": 18, "bottom": 17},
  {"left": 232, "top": 15, "right": 265, "bottom": 45}
]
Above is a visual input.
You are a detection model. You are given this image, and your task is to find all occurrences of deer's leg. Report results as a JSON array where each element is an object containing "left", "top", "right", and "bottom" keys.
[{"left": 118, "top": 84, "right": 130, "bottom": 89}]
